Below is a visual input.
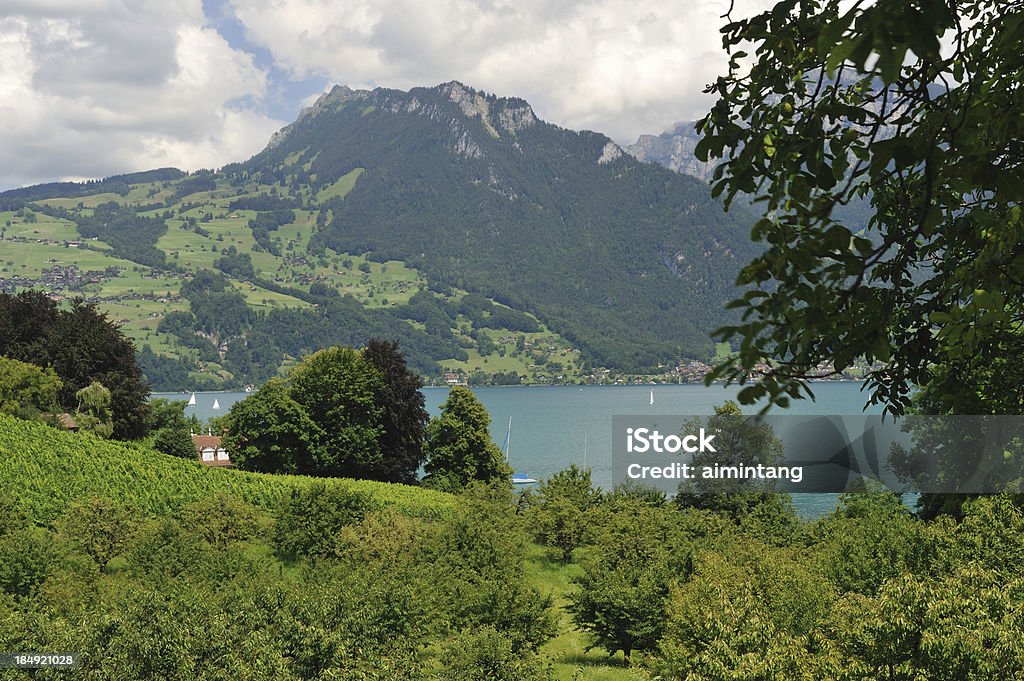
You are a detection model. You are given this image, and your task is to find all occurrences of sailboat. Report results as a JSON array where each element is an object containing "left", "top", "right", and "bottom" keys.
[
  {"left": 503, "top": 417, "right": 537, "bottom": 484},
  {"left": 187, "top": 392, "right": 197, "bottom": 407},
  {"left": 650, "top": 388, "right": 654, "bottom": 405},
  {"left": 212, "top": 398, "right": 221, "bottom": 410}
]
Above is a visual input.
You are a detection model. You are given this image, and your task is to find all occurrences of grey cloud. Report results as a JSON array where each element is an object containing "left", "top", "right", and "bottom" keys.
[{"left": 29, "top": 20, "right": 178, "bottom": 96}]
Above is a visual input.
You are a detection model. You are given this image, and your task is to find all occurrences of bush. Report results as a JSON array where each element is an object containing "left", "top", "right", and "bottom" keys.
[
  {"left": 125, "top": 518, "right": 210, "bottom": 580},
  {"left": 176, "top": 494, "right": 270, "bottom": 547},
  {"left": 0, "top": 527, "right": 58, "bottom": 597},
  {"left": 274, "top": 484, "right": 382, "bottom": 560},
  {"left": 437, "top": 627, "right": 556, "bottom": 681},
  {"left": 153, "top": 426, "right": 197, "bottom": 459},
  {"left": 57, "top": 497, "right": 139, "bottom": 571}
]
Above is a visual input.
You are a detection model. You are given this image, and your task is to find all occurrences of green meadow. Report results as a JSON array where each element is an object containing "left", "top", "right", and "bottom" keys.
[{"left": 1, "top": 169, "right": 586, "bottom": 387}]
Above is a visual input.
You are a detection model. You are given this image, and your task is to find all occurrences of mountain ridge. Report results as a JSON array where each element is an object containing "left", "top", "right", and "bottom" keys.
[
  {"left": 238, "top": 79, "right": 757, "bottom": 369},
  {"left": 2, "top": 80, "right": 757, "bottom": 384}
]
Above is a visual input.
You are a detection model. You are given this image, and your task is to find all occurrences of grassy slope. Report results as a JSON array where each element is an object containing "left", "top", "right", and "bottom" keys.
[
  {"left": 0, "top": 414, "right": 454, "bottom": 523},
  {"left": 2, "top": 173, "right": 583, "bottom": 385},
  {"left": 525, "top": 545, "right": 648, "bottom": 681},
  {"left": 1, "top": 413, "right": 640, "bottom": 677}
]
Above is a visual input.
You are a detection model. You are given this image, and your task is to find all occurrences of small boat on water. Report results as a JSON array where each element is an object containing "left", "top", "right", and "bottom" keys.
[
  {"left": 212, "top": 398, "right": 221, "bottom": 410},
  {"left": 503, "top": 417, "right": 538, "bottom": 484},
  {"left": 650, "top": 388, "right": 654, "bottom": 405},
  {"left": 188, "top": 392, "right": 197, "bottom": 406}
]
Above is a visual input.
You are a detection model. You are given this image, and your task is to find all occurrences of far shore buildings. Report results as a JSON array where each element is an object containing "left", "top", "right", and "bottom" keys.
[
  {"left": 191, "top": 433, "right": 232, "bottom": 466},
  {"left": 443, "top": 371, "right": 467, "bottom": 386}
]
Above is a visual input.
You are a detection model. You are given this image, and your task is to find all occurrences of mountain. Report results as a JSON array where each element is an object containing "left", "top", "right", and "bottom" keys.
[
  {"left": 0, "top": 81, "right": 758, "bottom": 387},
  {"left": 625, "top": 75, "right": 896, "bottom": 230},
  {"left": 241, "top": 81, "right": 758, "bottom": 370},
  {"left": 626, "top": 121, "right": 716, "bottom": 181}
]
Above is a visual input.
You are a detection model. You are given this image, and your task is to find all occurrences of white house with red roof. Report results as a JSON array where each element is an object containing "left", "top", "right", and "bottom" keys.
[{"left": 191, "top": 433, "right": 232, "bottom": 466}]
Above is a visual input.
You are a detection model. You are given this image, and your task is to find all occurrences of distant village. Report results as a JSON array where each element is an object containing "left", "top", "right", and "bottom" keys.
[
  {"left": 583, "top": 358, "right": 880, "bottom": 386},
  {"left": 0, "top": 262, "right": 124, "bottom": 294}
]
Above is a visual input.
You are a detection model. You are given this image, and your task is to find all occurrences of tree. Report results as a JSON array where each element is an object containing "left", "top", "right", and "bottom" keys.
[
  {"left": 288, "top": 347, "right": 384, "bottom": 477},
  {"left": 531, "top": 465, "right": 602, "bottom": 564},
  {"left": 74, "top": 381, "right": 113, "bottom": 437},
  {"left": 148, "top": 398, "right": 199, "bottom": 459},
  {"left": 0, "top": 356, "right": 61, "bottom": 420},
  {"left": 57, "top": 497, "right": 138, "bottom": 571},
  {"left": 0, "top": 291, "right": 149, "bottom": 438},
  {"left": 821, "top": 565, "right": 1024, "bottom": 680},
  {"left": 0, "top": 526, "right": 59, "bottom": 598},
  {"left": 361, "top": 338, "right": 429, "bottom": 483},
  {"left": 423, "top": 386, "right": 511, "bottom": 490},
  {"left": 675, "top": 401, "right": 788, "bottom": 521},
  {"left": 223, "top": 343, "right": 432, "bottom": 480},
  {"left": 438, "top": 627, "right": 556, "bottom": 681},
  {"left": 223, "top": 377, "right": 321, "bottom": 474},
  {"left": 427, "top": 484, "right": 556, "bottom": 655},
  {"left": 153, "top": 426, "right": 198, "bottom": 460},
  {"left": 566, "top": 519, "right": 674, "bottom": 663},
  {"left": 697, "top": 0, "right": 1024, "bottom": 416},
  {"left": 146, "top": 398, "right": 189, "bottom": 431},
  {"left": 656, "top": 547, "right": 827, "bottom": 680},
  {"left": 176, "top": 494, "right": 269, "bottom": 548},
  {"left": 273, "top": 484, "right": 380, "bottom": 560}
]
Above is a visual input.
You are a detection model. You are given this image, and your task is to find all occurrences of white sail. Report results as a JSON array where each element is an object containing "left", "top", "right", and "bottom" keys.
[
  {"left": 212, "top": 398, "right": 221, "bottom": 410},
  {"left": 188, "top": 392, "right": 197, "bottom": 406},
  {"left": 502, "top": 417, "right": 512, "bottom": 458},
  {"left": 503, "top": 416, "right": 537, "bottom": 484},
  {"left": 650, "top": 389, "right": 654, "bottom": 405}
]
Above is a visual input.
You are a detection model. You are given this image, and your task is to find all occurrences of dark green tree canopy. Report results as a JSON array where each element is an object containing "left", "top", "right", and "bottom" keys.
[
  {"left": 223, "top": 377, "right": 321, "bottom": 474},
  {"left": 0, "top": 291, "right": 149, "bottom": 437},
  {"left": 223, "top": 341, "right": 427, "bottom": 482},
  {"left": 698, "top": 0, "right": 1024, "bottom": 415},
  {"left": 361, "top": 338, "right": 429, "bottom": 484},
  {"left": 675, "top": 401, "right": 789, "bottom": 520},
  {"left": 423, "top": 386, "right": 511, "bottom": 490},
  {"left": 289, "top": 346, "right": 384, "bottom": 476}
]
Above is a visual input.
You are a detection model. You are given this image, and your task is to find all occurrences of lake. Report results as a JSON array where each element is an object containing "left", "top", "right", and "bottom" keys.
[{"left": 155, "top": 381, "right": 881, "bottom": 518}]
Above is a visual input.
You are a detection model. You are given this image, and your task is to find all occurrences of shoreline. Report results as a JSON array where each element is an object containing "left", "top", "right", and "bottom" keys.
[{"left": 154, "top": 377, "right": 869, "bottom": 396}]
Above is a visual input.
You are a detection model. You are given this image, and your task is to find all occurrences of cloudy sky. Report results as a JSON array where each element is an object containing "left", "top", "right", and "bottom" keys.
[{"left": 0, "top": 0, "right": 770, "bottom": 190}]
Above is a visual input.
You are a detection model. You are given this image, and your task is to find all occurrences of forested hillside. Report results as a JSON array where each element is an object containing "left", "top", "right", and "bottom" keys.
[
  {"left": 1, "top": 81, "right": 756, "bottom": 389},
  {"left": 249, "top": 82, "right": 757, "bottom": 370}
]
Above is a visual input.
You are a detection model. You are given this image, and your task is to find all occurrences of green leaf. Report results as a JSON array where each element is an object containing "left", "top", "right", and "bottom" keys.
[
  {"left": 825, "top": 36, "right": 860, "bottom": 75},
  {"left": 995, "top": 170, "right": 1024, "bottom": 202}
]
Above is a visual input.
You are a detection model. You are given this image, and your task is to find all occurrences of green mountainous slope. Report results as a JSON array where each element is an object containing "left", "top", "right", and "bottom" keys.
[
  {"left": 0, "top": 81, "right": 756, "bottom": 388},
  {"left": 248, "top": 82, "right": 758, "bottom": 370}
]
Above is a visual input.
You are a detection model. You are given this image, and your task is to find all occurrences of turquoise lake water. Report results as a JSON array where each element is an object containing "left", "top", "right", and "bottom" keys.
[{"left": 156, "top": 381, "right": 880, "bottom": 518}]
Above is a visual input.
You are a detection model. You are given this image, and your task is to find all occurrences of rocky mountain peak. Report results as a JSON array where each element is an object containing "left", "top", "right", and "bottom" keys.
[
  {"left": 434, "top": 81, "right": 537, "bottom": 137},
  {"left": 625, "top": 121, "right": 715, "bottom": 181}
]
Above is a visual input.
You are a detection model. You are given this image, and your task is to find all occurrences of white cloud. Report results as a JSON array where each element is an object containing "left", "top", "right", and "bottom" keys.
[
  {"left": 227, "top": 0, "right": 771, "bottom": 144},
  {"left": 0, "top": 1, "right": 284, "bottom": 189},
  {"left": 0, "top": 0, "right": 777, "bottom": 189}
]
